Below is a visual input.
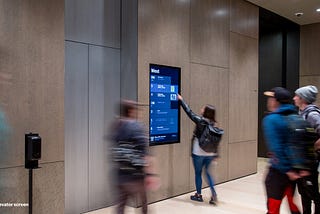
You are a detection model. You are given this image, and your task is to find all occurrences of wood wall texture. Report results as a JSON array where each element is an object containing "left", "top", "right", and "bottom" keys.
[
  {"left": 300, "top": 23, "right": 320, "bottom": 107},
  {"left": 0, "top": 0, "right": 261, "bottom": 212},
  {"left": 0, "top": 0, "right": 64, "bottom": 213},
  {"left": 138, "top": 0, "right": 259, "bottom": 202}
]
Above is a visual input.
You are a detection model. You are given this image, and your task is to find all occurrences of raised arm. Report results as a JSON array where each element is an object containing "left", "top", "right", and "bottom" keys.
[{"left": 178, "top": 94, "right": 201, "bottom": 124}]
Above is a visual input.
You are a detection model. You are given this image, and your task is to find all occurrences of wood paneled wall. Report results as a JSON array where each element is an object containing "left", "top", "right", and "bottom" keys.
[
  {"left": 0, "top": 0, "right": 261, "bottom": 212},
  {"left": 300, "top": 23, "right": 320, "bottom": 107},
  {"left": 138, "top": 0, "right": 191, "bottom": 201},
  {"left": 0, "top": 0, "right": 64, "bottom": 213},
  {"left": 138, "top": 0, "right": 259, "bottom": 202},
  {"left": 229, "top": 0, "right": 258, "bottom": 179},
  {"left": 64, "top": 0, "right": 121, "bottom": 213}
]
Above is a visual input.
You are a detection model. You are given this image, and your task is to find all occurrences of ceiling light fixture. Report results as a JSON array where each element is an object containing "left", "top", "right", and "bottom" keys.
[
  {"left": 295, "top": 12, "right": 303, "bottom": 17},
  {"left": 316, "top": 8, "right": 320, "bottom": 12}
]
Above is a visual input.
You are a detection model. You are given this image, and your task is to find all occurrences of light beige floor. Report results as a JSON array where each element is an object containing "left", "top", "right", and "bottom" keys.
[{"left": 85, "top": 158, "right": 306, "bottom": 214}]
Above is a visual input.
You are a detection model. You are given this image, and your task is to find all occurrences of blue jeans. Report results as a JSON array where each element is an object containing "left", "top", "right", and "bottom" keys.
[{"left": 192, "top": 154, "right": 216, "bottom": 197}]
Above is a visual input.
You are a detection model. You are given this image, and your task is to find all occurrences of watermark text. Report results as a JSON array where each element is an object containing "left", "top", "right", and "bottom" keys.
[{"left": 0, "top": 203, "right": 29, "bottom": 207}]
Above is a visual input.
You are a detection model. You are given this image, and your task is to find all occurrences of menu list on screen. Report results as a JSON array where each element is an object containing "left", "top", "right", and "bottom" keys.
[{"left": 149, "top": 64, "right": 180, "bottom": 145}]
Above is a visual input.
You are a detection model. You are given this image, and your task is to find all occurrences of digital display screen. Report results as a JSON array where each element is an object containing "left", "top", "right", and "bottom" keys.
[{"left": 149, "top": 64, "right": 180, "bottom": 146}]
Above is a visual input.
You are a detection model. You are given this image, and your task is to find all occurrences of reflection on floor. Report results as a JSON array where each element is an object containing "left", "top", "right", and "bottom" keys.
[{"left": 86, "top": 158, "right": 309, "bottom": 214}]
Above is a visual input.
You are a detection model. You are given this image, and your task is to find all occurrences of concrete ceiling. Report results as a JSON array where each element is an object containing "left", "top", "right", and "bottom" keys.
[{"left": 246, "top": 0, "right": 320, "bottom": 25}]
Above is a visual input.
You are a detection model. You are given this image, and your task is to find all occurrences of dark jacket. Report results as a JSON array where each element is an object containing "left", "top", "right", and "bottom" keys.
[
  {"left": 263, "top": 104, "right": 298, "bottom": 173},
  {"left": 111, "top": 119, "right": 148, "bottom": 182},
  {"left": 179, "top": 99, "right": 214, "bottom": 139}
]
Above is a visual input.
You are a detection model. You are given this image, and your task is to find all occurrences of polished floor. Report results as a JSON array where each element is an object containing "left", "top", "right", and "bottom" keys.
[{"left": 86, "top": 158, "right": 308, "bottom": 214}]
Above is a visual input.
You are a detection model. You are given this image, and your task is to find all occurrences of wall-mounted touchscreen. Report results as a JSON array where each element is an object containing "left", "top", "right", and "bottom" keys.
[{"left": 149, "top": 64, "right": 180, "bottom": 146}]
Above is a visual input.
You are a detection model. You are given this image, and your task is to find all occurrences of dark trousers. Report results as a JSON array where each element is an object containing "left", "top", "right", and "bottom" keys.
[
  {"left": 297, "top": 169, "right": 320, "bottom": 214},
  {"left": 265, "top": 167, "right": 301, "bottom": 214},
  {"left": 117, "top": 179, "right": 147, "bottom": 214}
]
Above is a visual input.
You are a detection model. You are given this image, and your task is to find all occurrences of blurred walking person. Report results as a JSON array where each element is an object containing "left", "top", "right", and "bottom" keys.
[
  {"left": 110, "top": 100, "right": 149, "bottom": 214},
  {"left": 263, "top": 87, "right": 301, "bottom": 214},
  {"left": 0, "top": 106, "right": 10, "bottom": 143}
]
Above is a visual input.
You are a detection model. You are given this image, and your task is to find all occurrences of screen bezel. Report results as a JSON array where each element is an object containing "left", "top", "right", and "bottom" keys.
[{"left": 149, "top": 63, "right": 181, "bottom": 146}]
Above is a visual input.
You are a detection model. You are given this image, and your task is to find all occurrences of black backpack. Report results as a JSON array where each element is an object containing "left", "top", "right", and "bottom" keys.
[
  {"left": 304, "top": 106, "right": 320, "bottom": 161},
  {"left": 284, "top": 114, "right": 319, "bottom": 170},
  {"left": 305, "top": 106, "right": 320, "bottom": 120},
  {"left": 198, "top": 122, "right": 224, "bottom": 153}
]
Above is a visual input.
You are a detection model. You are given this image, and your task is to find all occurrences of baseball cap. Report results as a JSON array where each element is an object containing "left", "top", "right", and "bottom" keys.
[{"left": 264, "top": 87, "right": 292, "bottom": 104}]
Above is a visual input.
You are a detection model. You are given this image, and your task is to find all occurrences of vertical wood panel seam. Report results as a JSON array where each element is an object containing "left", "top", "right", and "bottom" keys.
[
  {"left": 87, "top": 44, "right": 90, "bottom": 210},
  {"left": 228, "top": 0, "right": 231, "bottom": 180},
  {"left": 120, "top": 0, "right": 123, "bottom": 101},
  {"left": 188, "top": 0, "right": 191, "bottom": 190},
  {"left": 228, "top": 11, "right": 231, "bottom": 178},
  {"left": 135, "top": 0, "right": 138, "bottom": 102}
]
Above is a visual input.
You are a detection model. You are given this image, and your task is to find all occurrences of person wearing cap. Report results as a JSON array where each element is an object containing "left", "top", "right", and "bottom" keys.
[
  {"left": 263, "top": 87, "right": 301, "bottom": 214},
  {"left": 293, "top": 85, "right": 320, "bottom": 214}
]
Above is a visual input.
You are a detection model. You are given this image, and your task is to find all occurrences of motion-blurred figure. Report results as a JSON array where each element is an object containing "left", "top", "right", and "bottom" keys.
[
  {"left": 263, "top": 87, "right": 301, "bottom": 214},
  {"left": 0, "top": 106, "right": 10, "bottom": 143},
  {"left": 110, "top": 100, "right": 149, "bottom": 214}
]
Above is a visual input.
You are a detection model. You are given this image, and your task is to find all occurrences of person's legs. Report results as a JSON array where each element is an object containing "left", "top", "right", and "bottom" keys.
[
  {"left": 203, "top": 156, "right": 218, "bottom": 205},
  {"left": 267, "top": 198, "right": 282, "bottom": 214},
  {"left": 284, "top": 182, "right": 300, "bottom": 214},
  {"left": 118, "top": 180, "right": 148, "bottom": 214},
  {"left": 136, "top": 179, "right": 148, "bottom": 214},
  {"left": 313, "top": 184, "right": 320, "bottom": 214},
  {"left": 191, "top": 154, "right": 204, "bottom": 202},
  {"left": 308, "top": 170, "right": 320, "bottom": 214},
  {"left": 297, "top": 177, "right": 311, "bottom": 214},
  {"left": 203, "top": 156, "right": 216, "bottom": 197},
  {"left": 117, "top": 184, "right": 129, "bottom": 214},
  {"left": 192, "top": 154, "right": 204, "bottom": 195},
  {"left": 301, "top": 196, "right": 311, "bottom": 214},
  {"left": 265, "top": 167, "right": 291, "bottom": 214}
]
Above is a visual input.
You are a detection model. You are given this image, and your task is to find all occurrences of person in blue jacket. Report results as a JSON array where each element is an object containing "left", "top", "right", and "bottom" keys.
[{"left": 263, "top": 87, "right": 302, "bottom": 214}]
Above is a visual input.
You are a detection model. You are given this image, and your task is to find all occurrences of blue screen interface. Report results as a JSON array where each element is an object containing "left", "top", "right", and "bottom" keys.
[{"left": 149, "top": 64, "right": 180, "bottom": 145}]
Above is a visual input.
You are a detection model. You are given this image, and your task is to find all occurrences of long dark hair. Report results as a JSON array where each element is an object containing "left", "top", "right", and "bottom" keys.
[{"left": 202, "top": 104, "right": 216, "bottom": 123}]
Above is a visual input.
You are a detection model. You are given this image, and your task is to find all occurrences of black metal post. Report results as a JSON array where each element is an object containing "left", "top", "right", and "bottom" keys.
[
  {"left": 25, "top": 132, "right": 41, "bottom": 214},
  {"left": 29, "top": 169, "right": 32, "bottom": 214}
]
